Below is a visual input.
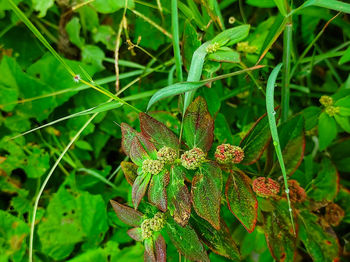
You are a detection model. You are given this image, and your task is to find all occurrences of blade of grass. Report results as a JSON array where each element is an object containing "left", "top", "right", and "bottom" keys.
[
  {"left": 171, "top": 0, "right": 183, "bottom": 82},
  {"left": 281, "top": 21, "right": 292, "bottom": 122},
  {"left": 266, "top": 63, "right": 296, "bottom": 235},
  {"left": 77, "top": 168, "right": 119, "bottom": 190}
]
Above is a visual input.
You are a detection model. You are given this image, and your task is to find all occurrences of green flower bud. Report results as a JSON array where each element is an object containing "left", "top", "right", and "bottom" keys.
[
  {"left": 319, "top": 95, "right": 333, "bottom": 107},
  {"left": 181, "top": 148, "right": 206, "bottom": 170},
  {"left": 150, "top": 212, "right": 165, "bottom": 232},
  {"left": 206, "top": 42, "right": 220, "bottom": 54},
  {"left": 142, "top": 159, "right": 164, "bottom": 175},
  {"left": 157, "top": 146, "right": 177, "bottom": 164},
  {"left": 141, "top": 219, "right": 152, "bottom": 239},
  {"left": 237, "top": 42, "right": 258, "bottom": 53},
  {"left": 325, "top": 106, "right": 340, "bottom": 117}
]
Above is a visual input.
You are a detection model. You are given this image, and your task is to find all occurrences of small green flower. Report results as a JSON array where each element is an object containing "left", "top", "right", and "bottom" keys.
[
  {"left": 141, "top": 219, "right": 152, "bottom": 239},
  {"left": 157, "top": 146, "right": 177, "bottom": 164},
  {"left": 142, "top": 159, "right": 164, "bottom": 175},
  {"left": 150, "top": 212, "right": 165, "bottom": 232},
  {"left": 181, "top": 148, "right": 206, "bottom": 170},
  {"left": 206, "top": 42, "right": 220, "bottom": 54},
  {"left": 325, "top": 106, "right": 340, "bottom": 117},
  {"left": 319, "top": 95, "right": 333, "bottom": 107},
  {"left": 237, "top": 42, "right": 257, "bottom": 53}
]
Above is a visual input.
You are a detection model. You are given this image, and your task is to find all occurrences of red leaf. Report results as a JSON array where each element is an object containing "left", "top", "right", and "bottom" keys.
[
  {"left": 110, "top": 200, "right": 143, "bottom": 227},
  {"left": 130, "top": 137, "right": 149, "bottom": 166},
  {"left": 127, "top": 227, "right": 143, "bottom": 241},
  {"left": 139, "top": 112, "right": 179, "bottom": 150},
  {"left": 121, "top": 161, "right": 138, "bottom": 185},
  {"left": 155, "top": 234, "right": 167, "bottom": 262},
  {"left": 132, "top": 173, "right": 152, "bottom": 209},
  {"left": 225, "top": 170, "right": 258, "bottom": 233},
  {"left": 144, "top": 237, "right": 156, "bottom": 262},
  {"left": 148, "top": 170, "right": 170, "bottom": 212},
  {"left": 183, "top": 96, "right": 214, "bottom": 152},
  {"left": 191, "top": 162, "right": 222, "bottom": 230}
]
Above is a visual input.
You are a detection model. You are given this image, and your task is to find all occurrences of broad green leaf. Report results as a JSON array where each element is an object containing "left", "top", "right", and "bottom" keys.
[
  {"left": 183, "top": 96, "right": 214, "bottom": 152},
  {"left": 318, "top": 112, "right": 337, "bottom": 150},
  {"left": 247, "top": 0, "right": 276, "bottom": 7},
  {"left": 183, "top": 20, "right": 201, "bottom": 70},
  {"left": 308, "top": 158, "right": 339, "bottom": 201},
  {"left": 192, "top": 162, "right": 222, "bottom": 229},
  {"left": 166, "top": 218, "right": 209, "bottom": 262},
  {"left": 302, "top": 106, "right": 322, "bottom": 131},
  {"left": 132, "top": 173, "right": 152, "bottom": 209},
  {"left": 300, "top": 0, "right": 350, "bottom": 14},
  {"left": 148, "top": 171, "right": 169, "bottom": 212},
  {"left": 240, "top": 110, "right": 272, "bottom": 165},
  {"left": 208, "top": 48, "right": 240, "bottom": 63},
  {"left": 299, "top": 210, "right": 340, "bottom": 262},
  {"left": 191, "top": 214, "right": 240, "bottom": 261},
  {"left": 264, "top": 200, "right": 297, "bottom": 262},
  {"left": 0, "top": 210, "right": 29, "bottom": 262},
  {"left": 225, "top": 170, "right": 258, "bottom": 233},
  {"left": 121, "top": 161, "right": 138, "bottom": 185},
  {"left": 66, "top": 17, "right": 85, "bottom": 49},
  {"left": 110, "top": 200, "right": 143, "bottom": 227},
  {"left": 339, "top": 45, "right": 350, "bottom": 65},
  {"left": 335, "top": 95, "right": 350, "bottom": 108},
  {"left": 92, "top": 0, "right": 134, "bottom": 13},
  {"left": 139, "top": 113, "right": 179, "bottom": 150},
  {"left": 167, "top": 166, "right": 192, "bottom": 226},
  {"left": 212, "top": 25, "right": 250, "bottom": 46},
  {"left": 0, "top": 83, "right": 18, "bottom": 112},
  {"left": 22, "top": 147, "right": 50, "bottom": 178},
  {"left": 66, "top": 248, "right": 106, "bottom": 262},
  {"left": 82, "top": 45, "right": 105, "bottom": 71},
  {"left": 335, "top": 114, "right": 350, "bottom": 132},
  {"left": 32, "top": 0, "right": 54, "bottom": 17},
  {"left": 214, "top": 113, "right": 234, "bottom": 144}
]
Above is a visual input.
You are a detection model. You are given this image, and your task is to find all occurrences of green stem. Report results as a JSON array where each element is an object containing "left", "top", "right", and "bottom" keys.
[
  {"left": 171, "top": 0, "right": 183, "bottom": 82},
  {"left": 281, "top": 21, "right": 292, "bottom": 123}
]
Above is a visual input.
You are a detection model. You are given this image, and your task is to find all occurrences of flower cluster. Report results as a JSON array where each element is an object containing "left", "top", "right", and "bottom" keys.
[
  {"left": 181, "top": 147, "right": 206, "bottom": 170},
  {"left": 215, "top": 144, "right": 244, "bottom": 164},
  {"left": 325, "top": 203, "right": 345, "bottom": 227},
  {"left": 157, "top": 146, "right": 177, "bottom": 164},
  {"left": 142, "top": 159, "right": 164, "bottom": 175},
  {"left": 325, "top": 106, "right": 340, "bottom": 117},
  {"left": 319, "top": 95, "right": 340, "bottom": 117},
  {"left": 206, "top": 42, "right": 220, "bottom": 54},
  {"left": 236, "top": 41, "right": 258, "bottom": 53},
  {"left": 319, "top": 95, "right": 333, "bottom": 107},
  {"left": 141, "top": 212, "right": 166, "bottom": 239},
  {"left": 252, "top": 177, "right": 280, "bottom": 198}
]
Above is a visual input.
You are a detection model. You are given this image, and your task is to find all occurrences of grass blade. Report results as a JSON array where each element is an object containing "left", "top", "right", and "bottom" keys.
[
  {"left": 300, "top": 0, "right": 350, "bottom": 14},
  {"left": 171, "top": 0, "right": 183, "bottom": 82},
  {"left": 266, "top": 63, "right": 296, "bottom": 235}
]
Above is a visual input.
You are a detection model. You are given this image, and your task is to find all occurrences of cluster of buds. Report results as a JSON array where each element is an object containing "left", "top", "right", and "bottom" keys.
[
  {"left": 285, "top": 180, "right": 306, "bottom": 203},
  {"left": 319, "top": 95, "right": 340, "bottom": 117},
  {"left": 325, "top": 106, "right": 340, "bottom": 117},
  {"left": 141, "top": 212, "right": 166, "bottom": 239},
  {"left": 325, "top": 203, "right": 345, "bottom": 227},
  {"left": 236, "top": 42, "right": 258, "bottom": 53},
  {"left": 157, "top": 146, "right": 177, "bottom": 164},
  {"left": 319, "top": 95, "right": 333, "bottom": 107},
  {"left": 142, "top": 159, "right": 164, "bottom": 175},
  {"left": 215, "top": 144, "right": 244, "bottom": 165},
  {"left": 252, "top": 177, "right": 280, "bottom": 198},
  {"left": 181, "top": 147, "right": 206, "bottom": 170},
  {"left": 206, "top": 42, "right": 220, "bottom": 54}
]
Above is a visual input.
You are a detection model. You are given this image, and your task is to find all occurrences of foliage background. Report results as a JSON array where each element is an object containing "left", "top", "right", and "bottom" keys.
[{"left": 0, "top": 0, "right": 350, "bottom": 261}]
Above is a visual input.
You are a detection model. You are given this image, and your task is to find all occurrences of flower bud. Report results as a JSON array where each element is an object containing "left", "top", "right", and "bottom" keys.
[
  {"left": 181, "top": 148, "right": 205, "bottom": 170},
  {"left": 325, "top": 106, "right": 340, "bottom": 117},
  {"left": 215, "top": 144, "right": 244, "bottom": 164},
  {"left": 252, "top": 177, "right": 280, "bottom": 198},
  {"left": 141, "top": 219, "right": 152, "bottom": 239},
  {"left": 237, "top": 42, "right": 258, "bottom": 53},
  {"left": 157, "top": 146, "right": 177, "bottom": 164},
  {"left": 150, "top": 212, "right": 165, "bottom": 232},
  {"left": 325, "top": 203, "right": 344, "bottom": 227},
  {"left": 142, "top": 159, "right": 164, "bottom": 175},
  {"left": 206, "top": 42, "right": 220, "bottom": 54},
  {"left": 319, "top": 95, "right": 333, "bottom": 107}
]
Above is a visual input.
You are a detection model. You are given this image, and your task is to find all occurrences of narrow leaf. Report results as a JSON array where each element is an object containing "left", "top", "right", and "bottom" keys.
[
  {"left": 212, "top": 25, "right": 250, "bottom": 46},
  {"left": 121, "top": 123, "right": 137, "bottom": 156},
  {"left": 318, "top": 112, "right": 337, "bottom": 150},
  {"left": 121, "top": 161, "right": 138, "bottom": 185},
  {"left": 144, "top": 237, "right": 156, "bottom": 262},
  {"left": 110, "top": 200, "right": 143, "bottom": 227},
  {"left": 148, "top": 171, "right": 170, "bottom": 212},
  {"left": 127, "top": 228, "right": 143, "bottom": 241},
  {"left": 132, "top": 173, "right": 152, "bottom": 209},
  {"left": 154, "top": 234, "right": 167, "bottom": 262}
]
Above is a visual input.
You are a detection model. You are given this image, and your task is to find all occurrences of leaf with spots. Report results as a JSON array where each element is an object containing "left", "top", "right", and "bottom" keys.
[
  {"left": 225, "top": 170, "right": 258, "bottom": 233},
  {"left": 148, "top": 170, "right": 169, "bottom": 212},
  {"left": 192, "top": 162, "right": 222, "bottom": 230},
  {"left": 121, "top": 161, "right": 138, "bottom": 185},
  {"left": 110, "top": 200, "right": 143, "bottom": 227},
  {"left": 183, "top": 96, "right": 214, "bottom": 152},
  {"left": 166, "top": 218, "right": 209, "bottom": 262}
]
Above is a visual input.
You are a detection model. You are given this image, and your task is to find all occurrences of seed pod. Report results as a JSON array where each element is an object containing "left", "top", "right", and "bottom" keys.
[{"left": 252, "top": 177, "right": 280, "bottom": 198}]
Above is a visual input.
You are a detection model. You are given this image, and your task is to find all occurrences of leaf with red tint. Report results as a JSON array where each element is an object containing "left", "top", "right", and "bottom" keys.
[
  {"left": 183, "top": 96, "right": 214, "bottom": 152},
  {"left": 148, "top": 170, "right": 170, "bottom": 212},
  {"left": 110, "top": 200, "right": 144, "bottom": 227},
  {"left": 139, "top": 112, "right": 179, "bottom": 150},
  {"left": 264, "top": 200, "right": 298, "bottom": 262},
  {"left": 136, "top": 132, "right": 157, "bottom": 159},
  {"left": 166, "top": 218, "right": 209, "bottom": 262},
  {"left": 127, "top": 227, "right": 143, "bottom": 241},
  {"left": 154, "top": 234, "right": 167, "bottom": 262},
  {"left": 271, "top": 115, "right": 305, "bottom": 177},
  {"left": 191, "top": 213, "right": 240, "bottom": 261},
  {"left": 191, "top": 162, "right": 222, "bottom": 230},
  {"left": 121, "top": 161, "right": 138, "bottom": 185},
  {"left": 225, "top": 170, "right": 258, "bottom": 233},
  {"left": 121, "top": 123, "right": 138, "bottom": 156},
  {"left": 130, "top": 137, "right": 149, "bottom": 166},
  {"left": 144, "top": 237, "right": 156, "bottom": 262},
  {"left": 239, "top": 109, "right": 275, "bottom": 165},
  {"left": 132, "top": 173, "right": 152, "bottom": 209},
  {"left": 167, "top": 166, "right": 192, "bottom": 226}
]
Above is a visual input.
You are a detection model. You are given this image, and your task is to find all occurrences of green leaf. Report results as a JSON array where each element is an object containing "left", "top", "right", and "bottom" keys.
[
  {"left": 183, "top": 96, "right": 214, "bottom": 152},
  {"left": 139, "top": 113, "right": 179, "bottom": 150},
  {"left": 110, "top": 200, "right": 143, "bottom": 227},
  {"left": 300, "top": 0, "right": 350, "bottom": 14},
  {"left": 272, "top": 0, "right": 287, "bottom": 16},
  {"left": 183, "top": 20, "right": 201, "bottom": 70},
  {"left": 0, "top": 210, "right": 29, "bottom": 262},
  {"left": 121, "top": 161, "right": 138, "bottom": 185},
  {"left": 148, "top": 170, "right": 169, "bottom": 212},
  {"left": 335, "top": 114, "right": 350, "bottom": 132},
  {"left": 308, "top": 158, "right": 339, "bottom": 201},
  {"left": 225, "top": 170, "right": 258, "bottom": 233},
  {"left": 22, "top": 147, "right": 50, "bottom": 178},
  {"left": 166, "top": 218, "right": 209, "bottom": 262},
  {"left": 192, "top": 162, "right": 222, "bottom": 230},
  {"left": 32, "top": 0, "right": 54, "bottom": 17},
  {"left": 132, "top": 173, "right": 152, "bottom": 209},
  {"left": 167, "top": 166, "right": 192, "bottom": 226},
  {"left": 66, "top": 248, "right": 106, "bottom": 262},
  {"left": 264, "top": 200, "right": 297, "bottom": 261},
  {"left": 92, "top": 0, "right": 134, "bottom": 14},
  {"left": 191, "top": 214, "right": 240, "bottom": 261},
  {"left": 82, "top": 45, "right": 105, "bottom": 71},
  {"left": 247, "top": 0, "right": 276, "bottom": 7},
  {"left": 339, "top": 45, "right": 350, "bottom": 65},
  {"left": 66, "top": 17, "right": 85, "bottom": 48},
  {"left": 299, "top": 210, "right": 340, "bottom": 262},
  {"left": 335, "top": 187, "right": 350, "bottom": 223},
  {"left": 318, "top": 112, "right": 337, "bottom": 150},
  {"left": 212, "top": 25, "right": 250, "bottom": 46},
  {"left": 208, "top": 48, "right": 240, "bottom": 63},
  {"left": 335, "top": 95, "right": 350, "bottom": 108},
  {"left": 214, "top": 113, "right": 233, "bottom": 144},
  {"left": 240, "top": 110, "right": 272, "bottom": 165}
]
